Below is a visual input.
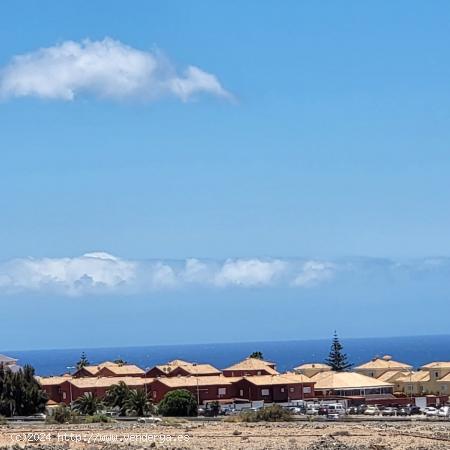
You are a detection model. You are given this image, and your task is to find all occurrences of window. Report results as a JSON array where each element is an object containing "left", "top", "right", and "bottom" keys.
[
  {"left": 257, "top": 371, "right": 262, "bottom": 375},
  {"left": 290, "top": 387, "right": 295, "bottom": 393},
  {"left": 62, "top": 392, "right": 67, "bottom": 400},
  {"left": 239, "top": 389, "right": 244, "bottom": 396},
  {"left": 153, "top": 391, "right": 157, "bottom": 398},
  {"left": 406, "top": 384, "right": 412, "bottom": 391},
  {"left": 261, "top": 389, "right": 270, "bottom": 396},
  {"left": 435, "top": 372, "right": 439, "bottom": 378},
  {"left": 303, "top": 386, "right": 311, "bottom": 394},
  {"left": 280, "top": 387, "right": 285, "bottom": 393},
  {"left": 218, "top": 387, "right": 226, "bottom": 396}
]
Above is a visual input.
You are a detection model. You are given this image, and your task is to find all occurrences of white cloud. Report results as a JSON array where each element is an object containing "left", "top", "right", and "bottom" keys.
[
  {"left": 0, "top": 38, "right": 232, "bottom": 102},
  {"left": 0, "top": 252, "right": 136, "bottom": 295},
  {"left": 292, "top": 261, "right": 335, "bottom": 287},
  {"left": 1, "top": 252, "right": 444, "bottom": 297},
  {"left": 214, "top": 258, "right": 287, "bottom": 287}
]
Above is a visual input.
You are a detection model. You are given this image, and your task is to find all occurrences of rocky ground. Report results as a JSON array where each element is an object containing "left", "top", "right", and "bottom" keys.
[{"left": 1, "top": 420, "right": 450, "bottom": 450}]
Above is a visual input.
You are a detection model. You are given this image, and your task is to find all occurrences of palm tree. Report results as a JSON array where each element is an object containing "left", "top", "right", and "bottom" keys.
[
  {"left": 124, "top": 389, "right": 152, "bottom": 417},
  {"left": 73, "top": 392, "right": 103, "bottom": 415},
  {"left": 104, "top": 381, "right": 130, "bottom": 415}
]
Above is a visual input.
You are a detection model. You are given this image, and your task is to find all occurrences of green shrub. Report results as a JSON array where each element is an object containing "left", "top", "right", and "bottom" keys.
[
  {"left": 239, "top": 405, "right": 292, "bottom": 422},
  {"left": 0, "top": 415, "right": 6, "bottom": 425},
  {"left": 158, "top": 389, "right": 197, "bottom": 417},
  {"left": 84, "top": 414, "right": 111, "bottom": 423},
  {"left": 47, "top": 405, "right": 80, "bottom": 424}
]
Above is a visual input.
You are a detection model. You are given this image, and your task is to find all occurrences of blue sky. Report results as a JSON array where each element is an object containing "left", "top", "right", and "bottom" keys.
[{"left": 1, "top": 1, "right": 450, "bottom": 350}]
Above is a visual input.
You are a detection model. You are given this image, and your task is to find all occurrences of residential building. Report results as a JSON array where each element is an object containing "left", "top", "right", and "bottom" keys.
[
  {"left": 312, "top": 371, "right": 394, "bottom": 397},
  {"left": 294, "top": 363, "right": 332, "bottom": 378},
  {"left": 354, "top": 355, "right": 412, "bottom": 379},
  {"left": 0, "top": 353, "right": 22, "bottom": 372},
  {"left": 234, "top": 373, "right": 315, "bottom": 403},
  {"left": 222, "top": 357, "right": 279, "bottom": 377},
  {"left": 397, "top": 362, "right": 450, "bottom": 395},
  {"left": 146, "top": 359, "right": 220, "bottom": 377},
  {"left": 150, "top": 375, "right": 239, "bottom": 403},
  {"left": 60, "top": 377, "right": 150, "bottom": 404}
]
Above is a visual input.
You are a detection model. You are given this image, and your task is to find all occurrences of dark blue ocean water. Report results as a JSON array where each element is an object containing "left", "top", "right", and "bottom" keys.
[{"left": 3, "top": 335, "right": 450, "bottom": 376}]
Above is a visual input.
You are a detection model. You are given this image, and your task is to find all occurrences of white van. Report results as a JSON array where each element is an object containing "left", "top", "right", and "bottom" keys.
[
  {"left": 327, "top": 403, "right": 346, "bottom": 415},
  {"left": 438, "top": 406, "right": 450, "bottom": 417}
]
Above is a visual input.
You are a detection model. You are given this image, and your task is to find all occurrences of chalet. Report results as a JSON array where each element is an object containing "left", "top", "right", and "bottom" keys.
[
  {"left": 72, "top": 361, "right": 118, "bottom": 377},
  {"left": 311, "top": 371, "right": 394, "bottom": 397},
  {"left": 0, "top": 353, "right": 21, "bottom": 372},
  {"left": 354, "top": 355, "right": 412, "bottom": 380},
  {"left": 150, "top": 375, "right": 239, "bottom": 403},
  {"left": 96, "top": 364, "right": 145, "bottom": 377},
  {"left": 72, "top": 361, "right": 144, "bottom": 378},
  {"left": 234, "top": 373, "right": 315, "bottom": 403},
  {"left": 396, "top": 362, "right": 450, "bottom": 396},
  {"left": 222, "top": 357, "right": 279, "bottom": 377},
  {"left": 294, "top": 363, "right": 332, "bottom": 378},
  {"left": 59, "top": 377, "right": 151, "bottom": 404},
  {"left": 146, "top": 359, "right": 221, "bottom": 377},
  {"left": 37, "top": 375, "right": 73, "bottom": 403}
]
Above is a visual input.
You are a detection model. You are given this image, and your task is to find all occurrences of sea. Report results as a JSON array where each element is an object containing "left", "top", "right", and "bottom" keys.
[{"left": 3, "top": 335, "right": 450, "bottom": 376}]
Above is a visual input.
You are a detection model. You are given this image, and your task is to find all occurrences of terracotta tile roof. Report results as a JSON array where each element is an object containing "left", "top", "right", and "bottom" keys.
[
  {"left": 354, "top": 356, "right": 412, "bottom": 371},
  {"left": 99, "top": 364, "right": 145, "bottom": 376},
  {"left": 68, "top": 376, "right": 150, "bottom": 389},
  {"left": 396, "top": 371, "right": 431, "bottom": 383},
  {"left": 224, "top": 358, "right": 279, "bottom": 374},
  {"left": 243, "top": 373, "right": 313, "bottom": 386},
  {"left": 37, "top": 375, "right": 73, "bottom": 386},
  {"left": 294, "top": 363, "right": 331, "bottom": 371},
  {"left": 421, "top": 362, "right": 450, "bottom": 369},
  {"left": 376, "top": 370, "right": 410, "bottom": 382},
  {"left": 311, "top": 371, "right": 394, "bottom": 390},
  {"left": 155, "top": 375, "right": 239, "bottom": 388},
  {"left": 437, "top": 373, "right": 450, "bottom": 383},
  {"left": 175, "top": 364, "right": 221, "bottom": 375}
]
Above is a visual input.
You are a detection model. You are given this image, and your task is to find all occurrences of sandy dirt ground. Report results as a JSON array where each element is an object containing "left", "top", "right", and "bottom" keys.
[{"left": 1, "top": 420, "right": 450, "bottom": 449}]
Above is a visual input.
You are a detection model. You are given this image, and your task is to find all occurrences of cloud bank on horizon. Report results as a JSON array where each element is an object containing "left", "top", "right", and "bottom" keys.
[
  {"left": 0, "top": 38, "right": 232, "bottom": 102},
  {"left": 0, "top": 252, "right": 448, "bottom": 296}
]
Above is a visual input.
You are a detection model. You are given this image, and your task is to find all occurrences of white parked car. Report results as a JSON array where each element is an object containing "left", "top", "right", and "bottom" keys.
[
  {"left": 306, "top": 405, "right": 319, "bottom": 415},
  {"left": 438, "top": 406, "right": 450, "bottom": 417},
  {"left": 364, "top": 406, "right": 380, "bottom": 416},
  {"left": 327, "top": 404, "right": 346, "bottom": 415},
  {"left": 137, "top": 416, "right": 162, "bottom": 423},
  {"left": 423, "top": 407, "right": 438, "bottom": 417}
]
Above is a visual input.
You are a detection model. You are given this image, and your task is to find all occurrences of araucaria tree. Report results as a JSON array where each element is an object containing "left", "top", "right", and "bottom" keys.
[
  {"left": 76, "top": 352, "right": 90, "bottom": 369},
  {"left": 0, "top": 365, "right": 48, "bottom": 417},
  {"left": 325, "top": 332, "right": 352, "bottom": 371},
  {"left": 249, "top": 351, "right": 264, "bottom": 360}
]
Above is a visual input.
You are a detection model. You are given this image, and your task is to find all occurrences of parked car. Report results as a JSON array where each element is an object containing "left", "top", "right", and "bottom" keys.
[
  {"left": 407, "top": 406, "right": 422, "bottom": 415},
  {"left": 364, "top": 406, "right": 380, "bottom": 416},
  {"left": 423, "top": 407, "right": 438, "bottom": 417},
  {"left": 396, "top": 407, "right": 409, "bottom": 416},
  {"left": 306, "top": 405, "right": 319, "bottom": 415},
  {"left": 287, "top": 406, "right": 303, "bottom": 414},
  {"left": 137, "top": 416, "right": 162, "bottom": 424},
  {"left": 347, "top": 406, "right": 358, "bottom": 415},
  {"left": 327, "top": 404, "right": 346, "bottom": 415},
  {"left": 318, "top": 406, "right": 328, "bottom": 415},
  {"left": 438, "top": 406, "right": 450, "bottom": 417},
  {"left": 357, "top": 405, "right": 368, "bottom": 414},
  {"left": 381, "top": 407, "right": 396, "bottom": 416}
]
